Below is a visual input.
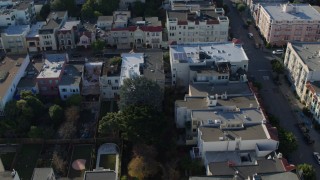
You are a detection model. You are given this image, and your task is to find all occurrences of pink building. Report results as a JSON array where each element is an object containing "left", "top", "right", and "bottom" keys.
[
  {"left": 255, "top": 3, "right": 320, "bottom": 46},
  {"left": 36, "top": 54, "right": 68, "bottom": 96}
]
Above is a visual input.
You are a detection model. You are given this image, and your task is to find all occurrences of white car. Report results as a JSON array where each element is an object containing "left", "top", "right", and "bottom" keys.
[
  {"left": 272, "top": 49, "right": 284, "bottom": 55},
  {"left": 314, "top": 152, "right": 320, "bottom": 164}
]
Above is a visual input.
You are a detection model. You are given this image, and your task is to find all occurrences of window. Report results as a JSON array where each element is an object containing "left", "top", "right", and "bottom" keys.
[
  {"left": 64, "top": 95, "right": 67, "bottom": 99},
  {"left": 218, "top": 76, "right": 221, "bottom": 80},
  {"left": 115, "top": 80, "right": 118, "bottom": 83},
  {"left": 49, "top": 80, "right": 52, "bottom": 84},
  {"left": 108, "top": 80, "right": 111, "bottom": 84},
  {"left": 62, "top": 88, "right": 66, "bottom": 92}
]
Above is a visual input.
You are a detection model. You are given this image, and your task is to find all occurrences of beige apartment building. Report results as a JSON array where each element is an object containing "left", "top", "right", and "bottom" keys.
[
  {"left": 255, "top": 3, "right": 320, "bottom": 46},
  {"left": 166, "top": 9, "right": 229, "bottom": 43}
]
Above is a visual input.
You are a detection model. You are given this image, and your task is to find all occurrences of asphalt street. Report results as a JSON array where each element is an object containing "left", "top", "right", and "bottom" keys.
[{"left": 225, "top": 0, "right": 320, "bottom": 177}]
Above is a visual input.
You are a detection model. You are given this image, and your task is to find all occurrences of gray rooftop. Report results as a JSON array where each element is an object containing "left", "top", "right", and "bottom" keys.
[
  {"left": 4, "top": 25, "right": 29, "bottom": 35},
  {"left": 31, "top": 168, "right": 53, "bottom": 180},
  {"left": 17, "top": 60, "right": 44, "bottom": 89},
  {"left": 217, "top": 96, "right": 258, "bottom": 109},
  {"left": 84, "top": 170, "right": 116, "bottom": 180},
  {"left": 60, "top": 21, "right": 80, "bottom": 31},
  {"left": 59, "top": 64, "right": 83, "bottom": 86},
  {"left": 27, "top": 21, "right": 45, "bottom": 38},
  {"left": 143, "top": 51, "right": 165, "bottom": 89},
  {"left": 262, "top": 3, "right": 320, "bottom": 21},
  {"left": 289, "top": 42, "right": 320, "bottom": 71},
  {"left": 193, "top": 107, "right": 265, "bottom": 127},
  {"left": 98, "top": 16, "right": 113, "bottom": 21},
  {"left": 208, "top": 155, "right": 287, "bottom": 177},
  {"left": 170, "top": 42, "right": 248, "bottom": 64},
  {"left": 176, "top": 97, "right": 208, "bottom": 109},
  {"left": 199, "top": 124, "right": 268, "bottom": 142},
  {"left": 189, "top": 83, "right": 252, "bottom": 97}
]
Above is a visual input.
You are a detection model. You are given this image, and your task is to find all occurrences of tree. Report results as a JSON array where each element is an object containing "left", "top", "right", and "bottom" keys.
[
  {"left": 39, "top": 4, "right": 51, "bottom": 20},
  {"left": 118, "top": 76, "right": 163, "bottom": 111},
  {"left": 94, "top": 11, "right": 103, "bottom": 18},
  {"left": 237, "top": 3, "right": 246, "bottom": 13},
  {"left": 278, "top": 128, "right": 298, "bottom": 156},
  {"left": 91, "top": 39, "right": 106, "bottom": 53},
  {"left": 81, "top": 0, "right": 96, "bottom": 20},
  {"left": 20, "top": 90, "right": 33, "bottom": 99},
  {"left": 65, "top": 106, "right": 80, "bottom": 122},
  {"left": 66, "top": 94, "right": 82, "bottom": 107},
  {"left": 297, "top": 164, "right": 316, "bottom": 180},
  {"left": 52, "top": 152, "right": 67, "bottom": 176},
  {"left": 98, "top": 112, "right": 122, "bottom": 137},
  {"left": 4, "top": 100, "right": 19, "bottom": 120},
  {"left": 51, "top": 0, "right": 78, "bottom": 17},
  {"left": 132, "top": 1, "right": 145, "bottom": 17},
  {"left": 128, "top": 156, "right": 160, "bottom": 180},
  {"left": 49, "top": 104, "right": 64, "bottom": 126},
  {"left": 27, "top": 126, "right": 44, "bottom": 138},
  {"left": 97, "top": 0, "right": 119, "bottom": 15},
  {"left": 110, "top": 56, "right": 122, "bottom": 65}
]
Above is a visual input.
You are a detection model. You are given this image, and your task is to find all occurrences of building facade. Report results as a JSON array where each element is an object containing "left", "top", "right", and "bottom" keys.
[
  {"left": 1, "top": 25, "right": 30, "bottom": 54},
  {"left": 166, "top": 10, "right": 229, "bottom": 43},
  {"left": 255, "top": 3, "right": 320, "bottom": 46},
  {"left": 57, "top": 21, "right": 80, "bottom": 50},
  {"left": 26, "top": 21, "right": 45, "bottom": 52}
]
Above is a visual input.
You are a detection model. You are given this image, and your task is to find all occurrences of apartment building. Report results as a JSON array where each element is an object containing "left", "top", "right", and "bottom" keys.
[
  {"left": 107, "top": 17, "right": 162, "bottom": 49},
  {"left": 305, "top": 81, "right": 320, "bottom": 125},
  {"left": 57, "top": 21, "right": 80, "bottom": 50},
  {"left": 97, "top": 16, "right": 113, "bottom": 30},
  {"left": 77, "top": 31, "right": 96, "bottom": 49},
  {"left": 26, "top": 21, "right": 45, "bottom": 52},
  {"left": 1, "top": 25, "right": 30, "bottom": 54},
  {"left": 283, "top": 42, "right": 320, "bottom": 102},
  {"left": 58, "top": 64, "right": 83, "bottom": 100},
  {"left": 166, "top": 10, "right": 229, "bottom": 43},
  {"left": 255, "top": 3, "right": 320, "bottom": 46},
  {"left": 169, "top": 42, "right": 249, "bottom": 88},
  {"left": 100, "top": 57, "right": 121, "bottom": 100},
  {"left": 39, "top": 11, "right": 68, "bottom": 51},
  {"left": 36, "top": 53, "right": 67, "bottom": 96},
  {"left": 0, "top": 0, "right": 35, "bottom": 26},
  {"left": 0, "top": 55, "right": 30, "bottom": 116},
  {"left": 113, "top": 11, "right": 130, "bottom": 28}
]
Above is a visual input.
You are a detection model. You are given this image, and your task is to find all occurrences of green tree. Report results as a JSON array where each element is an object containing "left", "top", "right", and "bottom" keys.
[
  {"left": 237, "top": 3, "right": 246, "bottom": 13},
  {"left": 110, "top": 56, "right": 122, "bottom": 65},
  {"left": 98, "top": 112, "right": 122, "bottom": 137},
  {"left": 20, "top": 90, "right": 33, "bottom": 99},
  {"left": 4, "top": 100, "right": 19, "bottom": 120},
  {"left": 278, "top": 128, "right": 298, "bottom": 156},
  {"left": 24, "top": 95, "right": 45, "bottom": 118},
  {"left": 66, "top": 94, "right": 82, "bottom": 107},
  {"left": 91, "top": 39, "right": 106, "bottom": 53},
  {"left": 118, "top": 76, "right": 163, "bottom": 111},
  {"left": 179, "top": 156, "right": 205, "bottom": 176},
  {"left": 132, "top": 1, "right": 145, "bottom": 17},
  {"left": 297, "top": 164, "right": 316, "bottom": 180},
  {"left": 39, "top": 4, "right": 51, "bottom": 20},
  {"left": 94, "top": 11, "right": 103, "bottom": 18},
  {"left": 97, "top": 0, "right": 119, "bottom": 15},
  {"left": 81, "top": 0, "right": 96, "bottom": 20},
  {"left": 28, "top": 126, "right": 44, "bottom": 138},
  {"left": 51, "top": 0, "right": 78, "bottom": 17},
  {"left": 49, "top": 104, "right": 64, "bottom": 126}
]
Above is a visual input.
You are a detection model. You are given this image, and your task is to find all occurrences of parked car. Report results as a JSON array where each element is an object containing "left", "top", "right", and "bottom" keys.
[
  {"left": 272, "top": 49, "right": 284, "bottom": 55},
  {"left": 248, "top": 33, "right": 253, "bottom": 39},
  {"left": 314, "top": 152, "right": 320, "bottom": 164},
  {"left": 71, "top": 53, "right": 81, "bottom": 58}
]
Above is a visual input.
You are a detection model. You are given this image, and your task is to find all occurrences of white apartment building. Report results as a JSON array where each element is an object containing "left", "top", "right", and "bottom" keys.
[
  {"left": 166, "top": 10, "right": 229, "bottom": 43},
  {"left": 1, "top": 25, "right": 30, "bottom": 54},
  {"left": 169, "top": 42, "right": 249, "bottom": 87},
  {"left": 39, "top": 11, "right": 68, "bottom": 51},
  {"left": 26, "top": 21, "right": 45, "bottom": 52},
  {"left": 284, "top": 42, "right": 320, "bottom": 102},
  {"left": 0, "top": 55, "right": 30, "bottom": 116},
  {"left": 58, "top": 64, "right": 83, "bottom": 100},
  {"left": 255, "top": 3, "right": 320, "bottom": 46},
  {"left": 97, "top": 16, "right": 113, "bottom": 30},
  {"left": 100, "top": 59, "right": 121, "bottom": 100},
  {"left": 0, "top": 0, "right": 35, "bottom": 26}
]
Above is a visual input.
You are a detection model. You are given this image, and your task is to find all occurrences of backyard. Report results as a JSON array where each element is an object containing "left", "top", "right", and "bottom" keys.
[
  {"left": 13, "top": 144, "right": 42, "bottom": 179},
  {"left": 68, "top": 144, "right": 93, "bottom": 179},
  {"left": 99, "top": 154, "right": 116, "bottom": 170}
]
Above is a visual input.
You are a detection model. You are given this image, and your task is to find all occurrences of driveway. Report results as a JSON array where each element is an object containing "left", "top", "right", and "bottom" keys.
[{"left": 226, "top": 0, "right": 320, "bottom": 176}]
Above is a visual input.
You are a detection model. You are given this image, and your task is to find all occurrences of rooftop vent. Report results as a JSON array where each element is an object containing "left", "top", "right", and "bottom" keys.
[{"left": 219, "top": 137, "right": 224, "bottom": 141}]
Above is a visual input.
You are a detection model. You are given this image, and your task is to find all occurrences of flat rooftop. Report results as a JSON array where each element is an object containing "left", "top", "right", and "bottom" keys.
[
  {"left": 189, "top": 83, "right": 252, "bottom": 97},
  {"left": 59, "top": 64, "right": 83, "bottom": 86},
  {"left": 193, "top": 107, "right": 265, "bottom": 126},
  {"left": 199, "top": 124, "right": 268, "bottom": 142},
  {"left": 84, "top": 170, "right": 116, "bottom": 180},
  {"left": 120, "top": 53, "right": 144, "bottom": 85},
  {"left": 4, "top": 25, "right": 29, "bottom": 35},
  {"left": 176, "top": 97, "right": 208, "bottom": 109},
  {"left": 262, "top": 3, "right": 320, "bottom": 21},
  {"left": 170, "top": 42, "right": 248, "bottom": 64},
  {"left": 143, "top": 51, "right": 165, "bottom": 88},
  {"left": 289, "top": 42, "right": 320, "bottom": 71},
  {"left": 32, "top": 168, "right": 53, "bottom": 180},
  {"left": 0, "top": 55, "right": 27, "bottom": 101},
  {"left": 37, "top": 54, "right": 66, "bottom": 79},
  {"left": 27, "top": 21, "right": 45, "bottom": 38},
  {"left": 217, "top": 95, "right": 258, "bottom": 109},
  {"left": 59, "top": 20, "right": 80, "bottom": 31},
  {"left": 17, "top": 59, "right": 44, "bottom": 89}
]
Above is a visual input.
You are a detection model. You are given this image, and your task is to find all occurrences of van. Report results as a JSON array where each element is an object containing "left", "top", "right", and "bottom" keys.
[{"left": 272, "top": 49, "right": 284, "bottom": 55}]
